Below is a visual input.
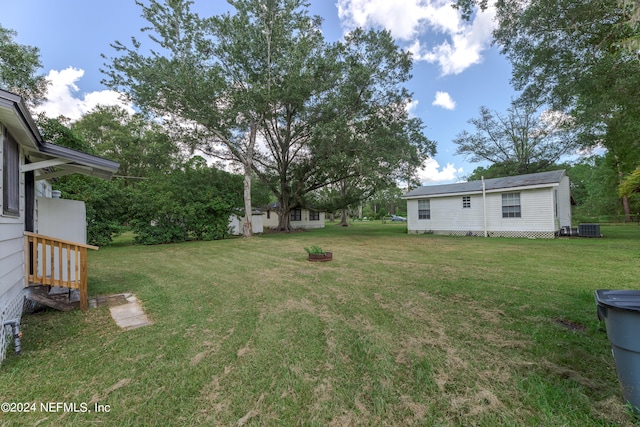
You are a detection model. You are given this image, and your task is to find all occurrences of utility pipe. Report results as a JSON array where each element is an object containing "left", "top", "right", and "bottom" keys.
[{"left": 482, "top": 176, "right": 487, "bottom": 238}]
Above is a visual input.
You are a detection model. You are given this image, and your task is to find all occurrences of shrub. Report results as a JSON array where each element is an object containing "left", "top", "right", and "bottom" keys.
[
  {"left": 129, "top": 161, "right": 242, "bottom": 244},
  {"left": 55, "top": 176, "right": 130, "bottom": 246}
]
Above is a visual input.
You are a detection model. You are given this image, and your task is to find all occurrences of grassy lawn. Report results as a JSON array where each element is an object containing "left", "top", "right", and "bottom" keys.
[{"left": 2, "top": 222, "right": 640, "bottom": 426}]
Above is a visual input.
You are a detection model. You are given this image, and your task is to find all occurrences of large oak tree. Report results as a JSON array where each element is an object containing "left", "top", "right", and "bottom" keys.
[{"left": 103, "top": 0, "right": 431, "bottom": 231}]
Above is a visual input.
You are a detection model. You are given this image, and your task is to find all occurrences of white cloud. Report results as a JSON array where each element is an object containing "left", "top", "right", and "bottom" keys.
[
  {"left": 35, "top": 67, "right": 134, "bottom": 121},
  {"left": 432, "top": 91, "right": 455, "bottom": 110},
  {"left": 417, "top": 158, "right": 463, "bottom": 184},
  {"left": 336, "top": 0, "right": 496, "bottom": 75},
  {"left": 406, "top": 99, "right": 419, "bottom": 116}
]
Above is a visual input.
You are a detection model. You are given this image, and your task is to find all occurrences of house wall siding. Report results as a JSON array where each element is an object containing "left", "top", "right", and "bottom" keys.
[
  {"left": 557, "top": 176, "right": 572, "bottom": 228},
  {"left": 1, "top": 124, "right": 26, "bottom": 297},
  {"left": 0, "top": 123, "right": 28, "bottom": 364},
  {"left": 407, "top": 186, "right": 560, "bottom": 238},
  {"left": 264, "top": 209, "right": 325, "bottom": 229}
]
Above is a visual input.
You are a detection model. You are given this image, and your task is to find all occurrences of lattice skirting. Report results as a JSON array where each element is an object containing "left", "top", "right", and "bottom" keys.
[
  {"left": 0, "top": 288, "right": 32, "bottom": 365},
  {"left": 410, "top": 229, "right": 557, "bottom": 239}
]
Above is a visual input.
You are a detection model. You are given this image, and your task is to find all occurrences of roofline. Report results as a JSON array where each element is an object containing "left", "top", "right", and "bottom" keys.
[
  {"left": 402, "top": 181, "right": 561, "bottom": 200},
  {"left": 0, "top": 89, "right": 44, "bottom": 147},
  {"left": 40, "top": 142, "right": 120, "bottom": 172},
  {"left": 1, "top": 89, "right": 120, "bottom": 178}
]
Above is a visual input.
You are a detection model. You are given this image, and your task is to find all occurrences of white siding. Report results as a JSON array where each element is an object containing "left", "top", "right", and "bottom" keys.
[
  {"left": 264, "top": 209, "right": 325, "bottom": 229},
  {"left": 557, "top": 175, "right": 572, "bottom": 228},
  {"left": 1, "top": 124, "right": 26, "bottom": 300},
  {"left": 484, "top": 188, "right": 556, "bottom": 233},
  {"left": 295, "top": 209, "right": 325, "bottom": 229},
  {"left": 407, "top": 186, "right": 562, "bottom": 238},
  {"left": 1, "top": 124, "right": 28, "bottom": 363},
  {"left": 229, "top": 213, "right": 264, "bottom": 235}
]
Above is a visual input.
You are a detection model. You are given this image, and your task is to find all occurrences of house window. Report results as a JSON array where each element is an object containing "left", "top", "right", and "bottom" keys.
[
  {"left": 309, "top": 210, "right": 320, "bottom": 221},
  {"left": 267, "top": 210, "right": 271, "bottom": 219},
  {"left": 3, "top": 129, "right": 20, "bottom": 216},
  {"left": 291, "top": 209, "right": 302, "bottom": 221},
  {"left": 462, "top": 196, "right": 471, "bottom": 208},
  {"left": 502, "top": 193, "right": 521, "bottom": 218},
  {"left": 418, "top": 199, "right": 430, "bottom": 219}
]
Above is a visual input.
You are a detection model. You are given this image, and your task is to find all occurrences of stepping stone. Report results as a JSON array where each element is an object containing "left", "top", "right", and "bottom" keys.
[{"left": 108, "top": 295, "right": 153, "bottom": 330}]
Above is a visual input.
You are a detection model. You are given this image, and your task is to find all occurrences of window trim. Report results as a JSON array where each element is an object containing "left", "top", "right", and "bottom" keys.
[
  {"left": 418, "top": 199, "right": 430, "bottom": 220},
  {"left": 462, "top": 196, "right": 471, "bottom": 209},
  {"left": 290, "top": 208, "right": 302, "bottom": 222},
  {"left": 502, "top": 192, "right": 521, "bottom": 218},
  {"left": 309, "top": 210, "right": 320, "bottom": 221},
  {"left": 2, "top": 129, "right": 20, "bottom": 217}
]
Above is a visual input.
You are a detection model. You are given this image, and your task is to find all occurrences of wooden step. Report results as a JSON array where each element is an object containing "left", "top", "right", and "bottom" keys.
[{"left": 27, "top": 286, "right": 80, "bottom": 312}]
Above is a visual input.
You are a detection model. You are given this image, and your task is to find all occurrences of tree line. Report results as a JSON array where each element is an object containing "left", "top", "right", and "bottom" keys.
[
  {"left": 452, "top": 0, "right": 640, "bottom": 220},
  {"left": 2, "top": 0, "right": 639, "bottom": 237}
]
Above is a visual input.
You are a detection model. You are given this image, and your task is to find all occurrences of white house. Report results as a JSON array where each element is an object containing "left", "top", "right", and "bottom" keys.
[
  {"left": 1, "top": 89, "right": 119, "bottom": 363},
  {"left": 263, "top": 204, "right": 326, "bottom": 230},
  {"left": 402, "top": 170, "right": 572, "bottom": 239}
]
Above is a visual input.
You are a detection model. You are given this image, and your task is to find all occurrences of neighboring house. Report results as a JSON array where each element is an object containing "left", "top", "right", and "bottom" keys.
[
  {"left": 1, "top": 89, "right": 119, "bottom": 363},
  {"left": 402, "top": 170, "right": 571, "bottom": 239},
  {"left": 262, "top": 204, "right": 325, "bottom": 230}
]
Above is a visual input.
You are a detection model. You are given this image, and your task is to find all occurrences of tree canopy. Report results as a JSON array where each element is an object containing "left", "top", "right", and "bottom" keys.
[
  {"left": 0, "top": 24, "right": 48, "bottom": 106},
  {"left": 453, "top": 100, "right": 579, "bottom": 177},
  {"left": 102, "top": 0, "right": 432, "bottom": 231},
  {"left": 73, "top": 105, "right": 184, "bottom": 185}
]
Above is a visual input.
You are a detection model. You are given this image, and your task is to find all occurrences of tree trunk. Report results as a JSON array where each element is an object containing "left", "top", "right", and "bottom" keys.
[
  {"left": 339, "top": 208, "right": 349, "bottom": 226},
  {"left": 622, "top": 194, "right": 632, "bottom": 222},
  {"left": 617, "top": 159, "right": 633, "bottom": 222},
  {"left": 338, "top": 179, "right": 350, "bottom": 226},
  {"left": 242, "top": 122, "right": 258, "bottom": 237},
  {"left": 277, "top": 195, "right": 292, "bottom": 231}
]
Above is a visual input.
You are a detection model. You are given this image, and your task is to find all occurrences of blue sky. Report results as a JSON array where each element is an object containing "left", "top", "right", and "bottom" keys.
[{"left": 4, "top": 0, "right": 516, "bottom": 184}]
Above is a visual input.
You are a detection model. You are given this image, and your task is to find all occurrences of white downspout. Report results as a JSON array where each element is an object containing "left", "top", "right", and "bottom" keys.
[{"left": 482, "top": 176, "right": 487, "bottom": 237}]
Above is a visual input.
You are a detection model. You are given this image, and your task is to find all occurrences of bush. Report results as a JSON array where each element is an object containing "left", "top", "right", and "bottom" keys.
[
  {"left": 55, "top": 176, "right": 130, "bottom": 246},
  {"left": 129, "top": 161, "right": 242, "bottom": 245}
]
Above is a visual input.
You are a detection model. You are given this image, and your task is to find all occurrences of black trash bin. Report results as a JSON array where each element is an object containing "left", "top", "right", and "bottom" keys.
[{"left": 595, "top": 290, "right": 640, "bottom": 414}]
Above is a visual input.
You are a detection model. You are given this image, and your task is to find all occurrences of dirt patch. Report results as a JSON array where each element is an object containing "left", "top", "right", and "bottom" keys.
[
  {"left": 539, "top": 359, "right": 601, "bottom": 390},
  {"left": 554, "top": 318, "right": 587, "bottom": 331},
  {"left": 92, "top": 293, "right": 128, "bottom": 307}
]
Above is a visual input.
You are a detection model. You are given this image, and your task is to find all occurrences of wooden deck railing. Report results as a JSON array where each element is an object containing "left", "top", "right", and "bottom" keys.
[{"left": 24, "top": 232, "right": 98, "bottom": 311}]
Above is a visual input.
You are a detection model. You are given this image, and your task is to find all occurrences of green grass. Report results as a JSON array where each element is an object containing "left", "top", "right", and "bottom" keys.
[{"left": 2, "top": 222, "right": 640, "bottom": 426}]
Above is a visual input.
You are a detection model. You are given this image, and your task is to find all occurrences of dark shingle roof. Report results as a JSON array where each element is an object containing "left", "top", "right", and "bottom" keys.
[{"left": 402, "top": 170, "right": 566, "bottom": 198}]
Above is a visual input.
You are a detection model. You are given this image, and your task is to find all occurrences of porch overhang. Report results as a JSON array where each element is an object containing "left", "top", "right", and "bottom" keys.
[
  {"left": 1, "top": 88, "right": 120, "bottom": 180},
  {"left": 24, "top": 143, "right": 120, "bottom": 180}
]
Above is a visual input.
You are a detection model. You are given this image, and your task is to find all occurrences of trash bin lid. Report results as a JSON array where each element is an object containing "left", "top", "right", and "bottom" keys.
[{"left": 595, "top": 290, "right": 640, "bottom": 312}]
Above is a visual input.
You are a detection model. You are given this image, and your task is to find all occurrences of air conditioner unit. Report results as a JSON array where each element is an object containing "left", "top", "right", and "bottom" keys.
[{"left": 578, "top": 223, "right": 601, "bottom": 238}]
